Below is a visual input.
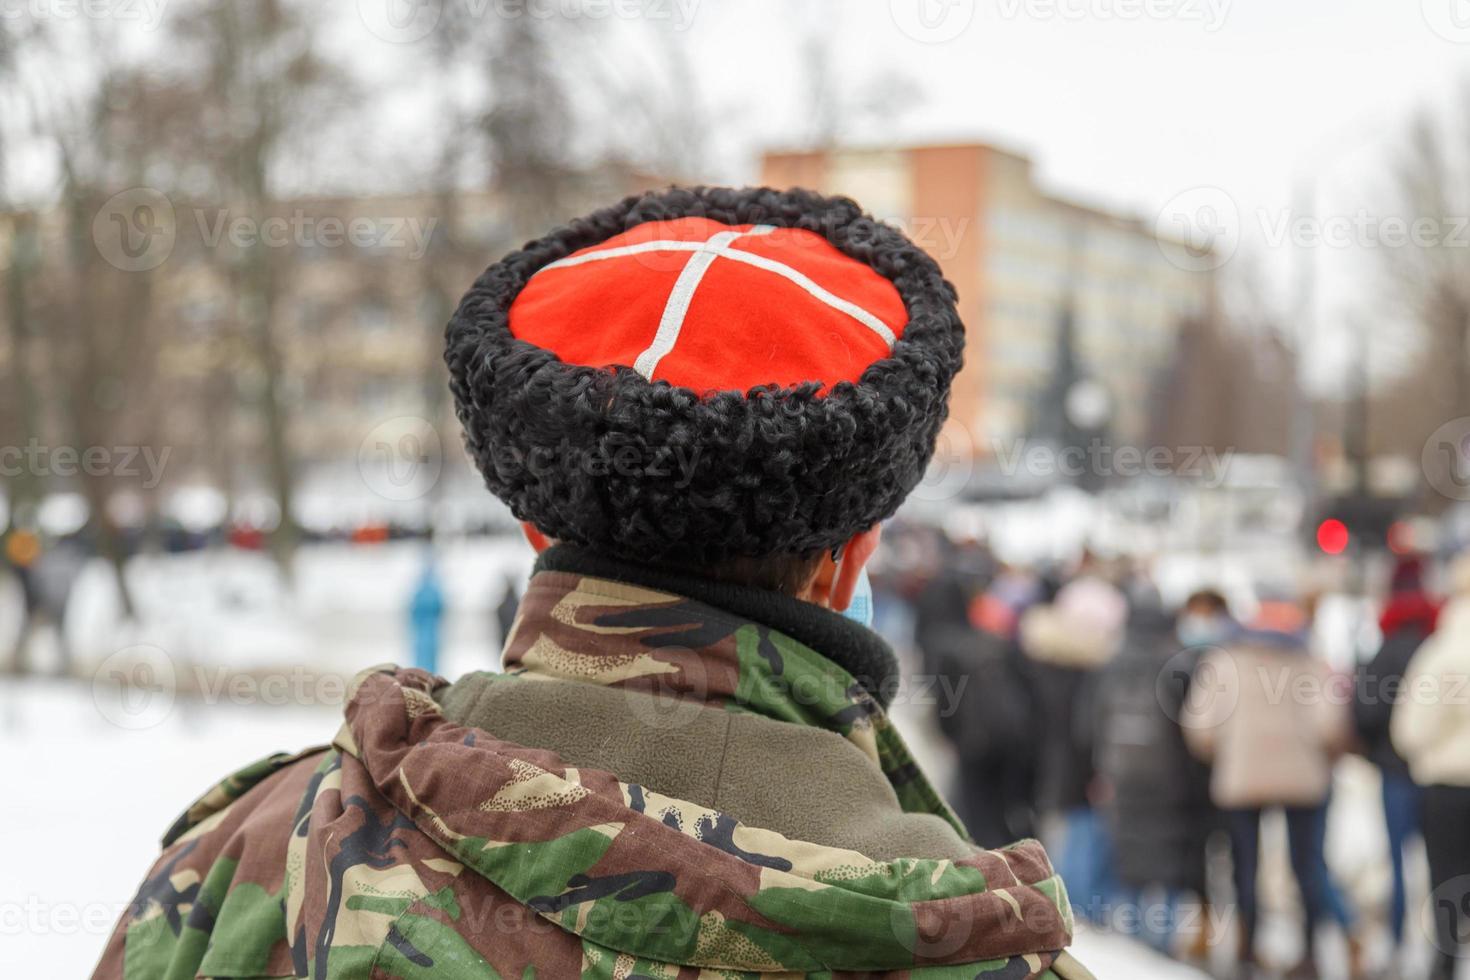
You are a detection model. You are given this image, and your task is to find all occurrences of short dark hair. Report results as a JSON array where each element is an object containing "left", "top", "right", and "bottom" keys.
[
  {"left": 1182, "top": 589, "right": 1230, "bottom": 617},
  {"left": 657, "top": 551, "right": 828, "bottom": 596}
]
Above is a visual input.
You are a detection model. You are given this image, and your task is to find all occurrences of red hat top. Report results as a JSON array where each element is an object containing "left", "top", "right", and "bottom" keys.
[{"left": 509, "top": 216, "right": 908, "bottom": 392}]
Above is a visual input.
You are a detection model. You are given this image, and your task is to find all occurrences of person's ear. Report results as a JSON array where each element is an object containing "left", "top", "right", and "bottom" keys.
[
  {"left": 831, "top": 524, "right": 882, "bottom": 612},
  {"left": 520, "top": 522, "right": 552, "bottom": 554}
]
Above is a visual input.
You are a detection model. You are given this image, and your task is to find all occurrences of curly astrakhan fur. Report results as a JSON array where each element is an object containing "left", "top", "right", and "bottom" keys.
[{"left": 444, "top": 185, "right": 965, "bottom": 565}]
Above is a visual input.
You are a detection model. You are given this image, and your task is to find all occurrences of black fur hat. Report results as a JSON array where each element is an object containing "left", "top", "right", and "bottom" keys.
[{"left": 444, "top": 185, "right": 964, "bottom": 565}]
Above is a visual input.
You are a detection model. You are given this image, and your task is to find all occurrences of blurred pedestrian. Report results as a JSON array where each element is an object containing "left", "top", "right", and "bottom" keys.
[
  {"left": 1279, "top": 592, "right": 1366, "bottom": 974},
  {"left": 1175, "top": 587, "right": 1238, "bottom": 648},
  {"left": 1019, "top": 554, "right": 1128, "bottom": 922},
  {"left": 1392, "top": 554, "right": 1470, "bottom": 980},
  {"left": 409, "top": 556, "right": 445, "bottom": 673},
  {"left": 916, "top": 559, "right": 1036, "bottom": 847},
  {"left": 1314, "top": 785, "right": 1365, "bottom": 979},
  {"left": 1182, "top": 621, "right": 1351, "bottom": 978},
  {"left": 1094, "top": 594, "right": 1218, "bottom": 956},
  {"left": 2, "top": 528, "right": 42, "bottom": 671},
  {"left": 1353, "top": 555, "right": 1437, "bottom": 954},
  {"left": 976, "top": 562, "right": 1044, "bottom": 639}
]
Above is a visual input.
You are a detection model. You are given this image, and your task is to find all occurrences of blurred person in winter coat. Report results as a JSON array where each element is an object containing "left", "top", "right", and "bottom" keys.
[
  {"left": 1093, "top": 594, "right": 1221, "bottom": 956},
  {"left": 1353, "top": 555, "right": 1437, "bottom": 953},
  {"left": 1392, "top": 553, "right": 1470, "bottom": 980},
  {"left": 916, "top": 560, "right": 1038, "bottom": 847},
  {"left": 1182, "top": 621, "right": 1351, "bottom": 977},
  {"left": 1019, "top": 556, "right": 1128, "bottom": 922}
]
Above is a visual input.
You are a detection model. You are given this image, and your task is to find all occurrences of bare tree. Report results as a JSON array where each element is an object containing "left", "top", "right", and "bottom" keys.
[
  {"left": 1150, "top": 306, "right": 1298, "bottom": 460},
  {"left": 9, "top": 26, "right": 190, "bottom": 632},
  {"left": 795, "top": 23, "right": 921, "bottom": 153},
  {"left": 0, "top": 20, "right": 47, "bottom": 533},
  {"left": 428, "top": 5, "right": 603, "bottom": 238},
  {"left": 1364, "top": 90, "right": 1470, "bottom": 500},
  {"left": 155, "top": 0, "right": 350, "bottom": 577},
  {"left": 578, "top": 24, "right": 713, "bottom": 183},
  {"left": 1383, "top": 98, "right": 1470, "bottom": 419}
]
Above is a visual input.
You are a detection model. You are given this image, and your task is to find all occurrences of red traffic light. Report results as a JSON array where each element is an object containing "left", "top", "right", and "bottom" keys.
[{"left": 1316, "top": 518, "right": 1350, "bottom": 555}]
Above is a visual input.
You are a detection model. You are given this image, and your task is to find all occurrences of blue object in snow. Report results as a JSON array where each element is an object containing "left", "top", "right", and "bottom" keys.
[{"left": 409, "top": 563, "right": 445, "bottom": 673}]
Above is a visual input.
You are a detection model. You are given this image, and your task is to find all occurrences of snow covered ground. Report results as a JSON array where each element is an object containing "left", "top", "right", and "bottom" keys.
[
  {"left": 2, "top": 678, "right": 335, "bottom": 977},
  {"left": 24, "top": 537, "right": 536, "bottom": 682}
]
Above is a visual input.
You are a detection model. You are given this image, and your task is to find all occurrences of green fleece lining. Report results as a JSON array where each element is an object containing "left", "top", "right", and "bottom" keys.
[{"left": 439, "top": 672, "right": 974, "bottom": 862}]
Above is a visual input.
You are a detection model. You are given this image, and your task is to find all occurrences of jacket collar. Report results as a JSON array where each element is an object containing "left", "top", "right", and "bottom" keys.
[
  {"left": 529, "top": 543, "right": 902, "bottom": 706},
  {"left": 500, "top": 545, "right": 962, "bottom": 835}
]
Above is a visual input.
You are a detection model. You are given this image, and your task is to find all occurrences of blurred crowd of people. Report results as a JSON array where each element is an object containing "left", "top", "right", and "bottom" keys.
[{"left": 879, "top": 527, "right": 1470, "bottom": 980}]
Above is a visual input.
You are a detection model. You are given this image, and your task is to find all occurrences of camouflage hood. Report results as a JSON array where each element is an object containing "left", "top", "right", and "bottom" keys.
[{"left": 95, "top": 569, "right": 1085, "bottom": 979}]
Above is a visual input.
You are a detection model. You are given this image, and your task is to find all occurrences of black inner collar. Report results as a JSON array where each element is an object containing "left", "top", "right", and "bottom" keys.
[{"left": 533, "top": 543, "right": 902, "bottom": 708}]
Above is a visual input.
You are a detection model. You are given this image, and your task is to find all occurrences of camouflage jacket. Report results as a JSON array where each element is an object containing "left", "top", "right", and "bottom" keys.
[{"left": 94, "top": 567, "right": 1089, "bottom": 979}]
